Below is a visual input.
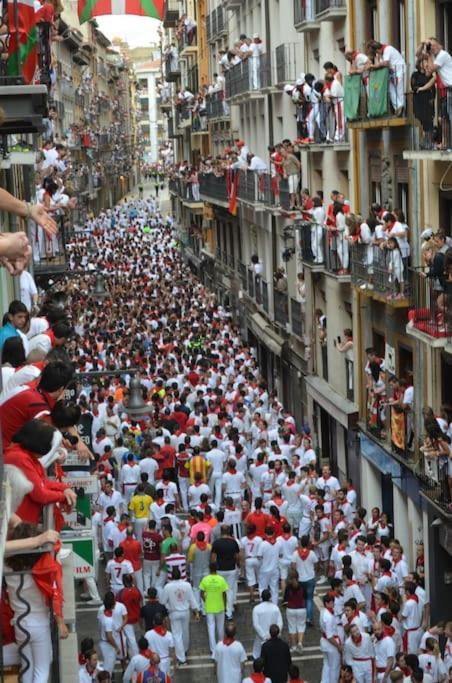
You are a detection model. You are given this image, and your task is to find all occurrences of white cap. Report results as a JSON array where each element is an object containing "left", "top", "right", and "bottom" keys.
[
  {"left": 298, "top": 72, "right": 306, "bottom": 83},
  {"left": 296, "top": 78, "right": 304, "bottom": 86},
  {"left": 253, "top": 33, "right": 259, "bottom": 39},
  {"left": 420, "top": 227, "right": 433, "bottom": 240},
  {"left": 284, "top": 84, "right": 294, "bottom": 92}
]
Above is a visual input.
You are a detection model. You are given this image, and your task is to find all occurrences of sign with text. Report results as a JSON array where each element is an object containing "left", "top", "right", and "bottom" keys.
[{"left": 62, "top": 535, "right": 95, "bottom": 578}]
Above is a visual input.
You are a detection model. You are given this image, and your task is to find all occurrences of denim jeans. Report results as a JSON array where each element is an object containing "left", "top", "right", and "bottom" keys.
[{"left": 300, "top": 577, "right": 316, "bottom": 623}]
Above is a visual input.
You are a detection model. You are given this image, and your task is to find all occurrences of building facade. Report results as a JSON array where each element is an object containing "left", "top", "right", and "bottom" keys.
[{"left": 161, "top": 0, "right": 452, "bottom": 619}]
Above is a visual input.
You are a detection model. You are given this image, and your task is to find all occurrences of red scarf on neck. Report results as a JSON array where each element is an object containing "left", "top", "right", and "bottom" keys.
[
  {"left": 223, "top": 637, "right": 235, "bottom": 646},
  {"left": 298, "top": 548, "right": 310, "bottom": 561},
  {"left": 195, "top": 540, "right": 208, "bottom": 551},
  {"left": 352, "top": 634, "right": 362, "bottom": 645},
  {"left": 407, "top": 593, "right": 419, "bottom": 603},
  {"left": 154, "top": 625, "right": 167, "bottom": 637},
  {"left": 250, "top": 674, "right": 266, "bottom": 683}
]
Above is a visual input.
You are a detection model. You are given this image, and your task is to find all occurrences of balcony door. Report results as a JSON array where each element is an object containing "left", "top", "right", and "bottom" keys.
[{"left": 437, "top": 1, "right": 452, "bottom": 52}]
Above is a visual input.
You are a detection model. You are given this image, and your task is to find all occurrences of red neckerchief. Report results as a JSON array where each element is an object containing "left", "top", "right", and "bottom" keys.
[
  {"left": 247, "top": 533, "right": 257, "bottom": 541},
  {"left": 44, "top": 328, "right": 56, "bottom": 346},
  {"left": 352, "top": 634, "right": 362, "bottom": 644},
  {"left": 383, "top": 571, "right": 392, "bottom": 577},
  {"left": 338, "top": 544, "right": 347, "bottom": 552},
  {"left": 79, "top": 654, "right": 86, "bottom": 665},
  {"left": 407, "top": 593, "right": 419, "bottom": 603},
  {"left": 298, "top": 548, "right": 310, "bottom": 561},
  {"left": 346, "top": 579, "right": 357, "bottom": 586},
  {"left": 401, "top": 666, "right": 410, "bottom": 676},
  {"left": 250, "top": 674, "right": 266, "bottom": 683},
  {"left": 223, "top": 637, "right": 235, "bottom": 646},
  {"left": 104, "top": 609, "right": 113, "bottom": 617},
  {"left": 323, "top": 474, "right": 331, "bottom": 481},
  {"left": 287, "top": 480, "right": 295, "bottom": 487},
  {"left": 265, "top": 535, "right": 276, "bottom": 545},
  {"left": 103, "top": 515, "right": 114, "bottom": 524},
  {"left": 139, "top": 648, "right": 153, "bottom": 657},
  {"left": 383, "top": 626, "right": 395, "bottom": 637},
  {"left": 195, "top": 540, "right": 208, "bottom": 551},
  {"left": 228, "top": 466, "right": 236, "bottom": 473},
  {"left": 118, "top": 522, "right": 127, "bottom": 532},
  {"left": 226, "top": 505, "right": 235, "bottom": 511},
  {"left": 392, "top": 556, "right": 401, "bottom": 564},
  {"left": 154, "top": 625, "right": 167, "bottom": 636},
  {"left": 326, "top": 606, "right": 335, "bottom": 615},
  {"left": 115, "top": 556, "right": 125, "bottom": 563},
  {"left": 194, "top": 480, "right": 203, "bottom": 487}
]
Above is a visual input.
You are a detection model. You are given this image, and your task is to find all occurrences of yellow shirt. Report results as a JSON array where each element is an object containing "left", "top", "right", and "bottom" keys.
[
  {"left": 128, "top": 494, "right": 153, "bottom": 518},
  {"left": 187, "top": 542, "right": 212, "bottom": 563}
]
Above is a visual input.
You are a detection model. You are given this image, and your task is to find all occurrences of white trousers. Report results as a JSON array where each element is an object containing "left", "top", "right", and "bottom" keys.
[
  {"left": 143, "top": 559, "right": 160, "bottom": 593},
  {"left": 218, "top": 569, "right": 238, "bottom": 618},
  {"left": 320, "top": 638, "right": 341, "bottom": 683},
  {"left": 252, "top": 634, "right": 265, "bottom": 659},
  {"left": 258, "top": 569, "right": 279, "bottom": 604},
  {"left": 209, "top": 474, "right": 223, "bottom": 508},
  {"left": 124, "top": 623, "right": 138, "bottom": 657},
  {"left": 134, "top": 569, "right": 144, "bottom": 596},
  {"left": 351, "top": 660, "right": 373, "bottom": 683},
  {"left": 170, "top": 609, "right": 190, "bottom": 663},
  {"left": 178, "top": 477, "right": 190, "bottom": 511},
  {"left": 133, "top": 517, "right": 148, "bottom": 543},
  {"left": 389, "top": 69, "right": 406, "bottom": 111},
  {"left": 98, "top": 640, "right": 117, "bottom": 674},
  {"left": 15, "top": 622, "right": 52, "bottom": 683},
  {"left": 206, "top": 611, "right": 225, "bottom": 654}
]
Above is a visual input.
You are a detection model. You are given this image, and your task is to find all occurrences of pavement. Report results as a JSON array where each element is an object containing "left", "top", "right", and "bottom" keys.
[{"left": 74, "top": 181, "right": 326, "bottom": 682}]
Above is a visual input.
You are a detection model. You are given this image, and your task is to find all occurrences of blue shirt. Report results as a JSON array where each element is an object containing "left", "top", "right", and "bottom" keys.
[{"left": 0, "top": 322, "right": 19, "bottom": 354}]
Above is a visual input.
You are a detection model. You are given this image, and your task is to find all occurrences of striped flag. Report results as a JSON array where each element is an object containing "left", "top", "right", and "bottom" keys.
[
  {"left": 78, "top": 0, "right": 164, "bottom": 23},
  {"left": 7, "top": 0, "right": 38, "bottom": 84}
]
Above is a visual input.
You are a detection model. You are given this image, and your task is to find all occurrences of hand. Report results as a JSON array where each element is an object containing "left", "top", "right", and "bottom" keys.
[
  {"left": 58, "top": 621, "right": 69, "bottom": 639},
  {"left": 30, "top": 204, "right": 58, "bottom": 235},
  {"left": 0, "top": 231, "right": 31, "bottom": 260},
  {"left": 75, "top": 438, "right": 94, "bottom": 461},
  {"left": 63, "top": 488, "right": 77, "bottom": 507},
  {"left": 37, "top": 529, "right": 60, "bottom": 546},
  {"left": 0, "top": 254, "right": 30, "bottom": 275}
]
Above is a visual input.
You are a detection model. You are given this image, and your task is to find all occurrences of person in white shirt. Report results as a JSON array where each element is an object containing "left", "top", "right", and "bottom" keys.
[
  {"left": 144, "top": 613, "right": 175, "bottom": 674},
  {"left": 122, "top": 636, "right": 152, "bottom": 683},
  {"left": 344, "top": 625, "right": 375, "bottom": 683},
  {"left": 97, "top": 592, "right": 127, "bottom": 673},
  {"left": 276, "top": 524, "right": 299, "bottom": 593},
  {"left": 120, "top": 455, "right": 141, "bottom": 504},
  {"left": 251, "top": 589, "right": 283, "bottom": 659},
  {"left": 401, "top": 582, "right": 423, "bottom": 654},
  {"left": 78, "top": 650, "right": 103, "bottom": 683},
  {"left": 19, "top": 270, "right": 38, "bottom": 311},
  {"left": 106, "top": 547, "right": 134, "bottom": 594},
  {"left": 160, "top": 568, "right": 199, "bottom": 665},
  {"left": 139, "top": 451, "right": 159, "bottom": 484},
  {"left": 257, "top": 528, "right": 280, "bottom": 604},
  {"left": 291, "top": 536, "right": 318, "bottom": 626},
  {"left": 213, "top": 622, "right": 247, "bottom": 683},
  {"left": 429, "top": 38, "right": 452, "bottom": 87},
  {"left": 368, "top": 40, "right": 406, "bottom": 113},
  {"left": 319, "top": 594, "right": 342, "bottom": 683},
  {"left": 240, "top": 525, "right": 263, "bottom": 601},
  {"left": 222, "top": 460, "right": 246, "bottom": 505},
  {"left": 317, "top": 465, "right": 341, "bottom": 501},
  {"left": 281, "top": 474, "right": 303, "bottom": 532},
  {"left": 243, "top": 658, "right": 271, "bottom": 683},
  {"left": 206, "top": 440, "right": 226, "bottom": 507}
]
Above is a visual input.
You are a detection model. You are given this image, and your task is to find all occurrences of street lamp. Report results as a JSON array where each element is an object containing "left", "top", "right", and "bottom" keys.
[
  {"left": 125, "top": 375, "right": 152, "bottom": 419},
  {"left": 93, "top": 272, "right": 109, "bottom": 299}
]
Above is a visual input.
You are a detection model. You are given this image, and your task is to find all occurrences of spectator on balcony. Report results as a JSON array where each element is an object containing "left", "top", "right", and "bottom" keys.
[
  {"left": 425, "top": 38, "right": 452, "bottom": 88},
  {"left": 366, "top": 41, "right": 406, "bottom": 116},
  {"left": 331, "top": 201, "right": 349, "bottom": 274},
  {"left": 235, "top": 139, "right": 249, "bottom": 166},
  {"left": 367, "top": 361, "right": 387, "bottom": 438},
  {"left": 250, "top": 254, "right": 263, "bottom": 276},
  {"left": 184, "top": 15, "right": 197, "bottom": 45},
  {"left": 345, "top": 49, "right": 369, "bottom": 76},
  {"left": 327, "top": 73, "right": 345, "bottom": 142},
  {"left": 357, "top": 216, "right": 378, "bottom": 290},
  {"left": 250, "top": 34, "right": 264, "bottom": 90},
  {"left": 274, "top": 267, "right": 288, "bottom": 293},
  {"left": 315, "top": 309, "right": 327, "bottom": 346},
  {"left": 0, "top": 300, "right": 28, "bottom": 354},
  {"left": 411, "top": 57, "right": 436, "bottom": 148},
  {"left": 311, "top": 196, "right": 326, "bottom": 264},
  {"left": 187, "top": 168, "right": 200, "bottom": 202},
  {"left": 386, "top": 236, "right": 405, "bottom": 299},
  {"left": 247, "top": 153, "right": 268, "bottom": 174},
  {"left": 281, "top": 147, "right": 301, "bottom": 210},
  {"left": 420, "top": 230, "right": 449, "bottom": 290}
]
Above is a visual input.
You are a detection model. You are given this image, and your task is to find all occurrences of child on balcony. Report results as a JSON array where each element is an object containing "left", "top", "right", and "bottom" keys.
[{"left": 387, "top": 236, "right": 405, "bottom": 299}]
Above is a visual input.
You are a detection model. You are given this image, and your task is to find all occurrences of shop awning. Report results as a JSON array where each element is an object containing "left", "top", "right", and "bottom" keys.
[
  {"left": 249, "top": 312, "right": 285, "bottom": 357},
  {"left": 305, "top": 374, "right": 358, "bottom": 430}
]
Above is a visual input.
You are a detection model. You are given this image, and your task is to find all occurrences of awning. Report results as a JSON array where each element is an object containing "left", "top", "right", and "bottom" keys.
[
  {"left": 249, "top": 312, "right": 285, "bottom": 357},
  {"left": 305, "top": 374, "right": 358, "bottom": 429}
]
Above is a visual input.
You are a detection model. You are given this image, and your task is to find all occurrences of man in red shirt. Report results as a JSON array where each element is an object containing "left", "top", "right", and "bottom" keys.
[
  {"left": 120, "top": 528, "right": 144, "bottom": 596},
  {"left": 159, "top": 437, "right": 176, "bottom": 480},
  {"left": 0, "top": 360, "right": 73, "bottom": 447},
  {"left": 117, "top": 573, "right": 142, "bottom": 657},
  {"left": 245, "top": 497, "right": 272, "bottom": 537},
  {"left": 142, "top": 520, "right": 163, "bottom": 593}
]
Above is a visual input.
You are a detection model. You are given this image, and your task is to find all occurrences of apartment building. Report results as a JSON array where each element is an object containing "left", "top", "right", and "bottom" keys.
[
  {"left": 163, "top": 0, "right": 452, "bottom": 619},
  {"left": 135, "top": 55, "right": 164, "bottom": 162}
]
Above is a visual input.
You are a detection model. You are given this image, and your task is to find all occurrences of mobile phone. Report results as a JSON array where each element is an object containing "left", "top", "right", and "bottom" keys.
[{"left": 337, "top": 336, "right": 341, "bottom": 343}]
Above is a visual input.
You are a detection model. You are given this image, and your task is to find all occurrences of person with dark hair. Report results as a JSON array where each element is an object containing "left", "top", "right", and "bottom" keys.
[
  {"left": 0, "top": 359, "right": 74, "bottom": 447},
  {"left": 261, "top": 624, "right": 292, "bottom": 683},
  {"left": 97, "top": 591, "right": 127, "bottom": 674},
  {"left": 140, "top": 587, "right": 168, "bottom": 632},
  {"left": 27, "top": 320, "right": 72, "bottom": 356},
  {"left": 79, "top": 648, "right": 102, "bottom": 683},
  {"left": 243, "top": 657, "right": 271, "bottom": 683},
  {"left": 144, "top": 612, "right": 176, "bottom": 675},
  {"left": 4, "top": 419, "right": 76, "bottom": 523},
  {"left": 0, "top": 299, "right": 28, "bottom": 352},
  {"left": 122, "top": 635, "right": 153, "bottom": 683},
  {"left": 199, "top": 561, "right": 228, "bottom": 655},
  {"left": 213, "top": 621, "right": 247, "bottom": 683},
  {"left": 1, "top": 336, "right": 26, "bottom": 383},
  {"left": 160, "top": 566, "right": 199, "bottom": 665}
]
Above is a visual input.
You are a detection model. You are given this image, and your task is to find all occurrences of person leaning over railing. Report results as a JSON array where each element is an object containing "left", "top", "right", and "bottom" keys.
[{"left": 4, "top": 522, "right": 68, "bottom": 683}]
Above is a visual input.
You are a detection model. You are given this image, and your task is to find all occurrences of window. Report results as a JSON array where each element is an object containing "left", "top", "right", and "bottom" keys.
[
  {"left": 397, "top": 344, "right": 412, "bottom": 380},
  {"left": 397, "top": 183, "right": 409, "bottom": 219},
  {"left": 438, "top": 2, "right": 452, "bottom": 52},
  {"left": 371, "top": 182, "right": 382, "bottom": 204}
]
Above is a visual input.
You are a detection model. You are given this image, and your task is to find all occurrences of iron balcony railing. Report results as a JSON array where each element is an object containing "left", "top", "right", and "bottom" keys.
[
  {"left": 199, "top": 172, "right": 229, "bottom": 203},
  {"left": 345, "top": 358, "right": 354, "bottom": 402},
  {"left": 410, "top": 85, "right": 452, "bottom": 151},
  {"left": 175, "top": 106, "right": 191, "bottom": 128},
  {"left": 206, "top": 91, "right": 229, "bottom": 119},
  {"left": 299, "top": 220, "right": 325, "bottom": 266},
  {"left": 179, "top": 29, "right": 197, "bottom": 51},
  {"left": 290, "top": 297, "right": 305, "bottom": 338},
  {"left": 262, "top": 280, "right": 269, "bottom": 313},
  {"left": 164, "top": 55, "right": 180, "bottom": 81},
  {"left": 225, "top": 54, "right": 272, "bottom": 98},
  {"left": 255, "top": 275, "right": 262, "bottom": 306},
  {"left": 408, "top": 269, "right": 452, "bottom": 338},
  {"left": 315, "top": 0, "right": 346, "bottom": 14},
  {"left": 274, "top": 289, "right": 289, "bottom": 326},
  {"left": 294, "top": 0, "right": 317, "bottom": 25},
  {"left": 275, "top": 44, "right": 299, "bottom": 85},
  {"left": 60, "top": 79, "right": 74, "bottom": 99},
  {"left": 248, "top": 268, "right": 255, "bottom": 298},
  {"left": 191, "top": 111, "right": 208, "bottom": 133},
  {"left": 417, "top": 444, "right": 452, "bottom": 513},
  {"left": 345, "top": 67, "right": 407, "bottom": 124},
  {"left": 238, "top": 262, "right": 247, "bottom": 291},
  {"left": 351, "top": 243, "right": 411, "bottom": 301}
]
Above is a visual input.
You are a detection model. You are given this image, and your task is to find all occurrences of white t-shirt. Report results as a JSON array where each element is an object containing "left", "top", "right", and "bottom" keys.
[
  {"left": 213, "top": 640, "right": 247, "bottom": 683},
  {"left": 20, "top": 271, "right": 38, "bottom": 311},
  {"left": 106, "top": 558, "right": 134, "bottom": 592},
  {"left": 434, "top": 49, "right": 452, "bottom": 87},
  {"left": 382, "top": 45, "right": 405, "bottom": 71},
  {"left": 291, "top": 548, "right": 318, "bottom": 581}
]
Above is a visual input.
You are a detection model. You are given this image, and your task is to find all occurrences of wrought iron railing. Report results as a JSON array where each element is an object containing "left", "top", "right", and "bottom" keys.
[
  {"left": 274, "top": 289, "right": 289, "bottom": 326},
  {"left": 262, "top": 280, "right": 269, "bottom": 313},
  {"left": 315, "top": 0, "right": 346, "bottom": 13},
  {"left": 408, "top": 269, "right": 452, "bottom": 338},
  {"left": 294, "top": 0, "right": 317, "bottom": 24},
  {"left": 290, "top": 297, "right": 304, "bottom": 338},
  {"left": 225, "top": 54, "right": 272, "bottom": 98},
  {"left": 199, "top": 173, "right": 229, "bottom": 203},
  {"left": 345, "top": 67, "right": 407, "bottom": 123},
  {"left": 206, "top": 91, "right": 228, "bottom": 119},
  {"left": 238, "top": 262, "right": 247, "bottom": 291}
]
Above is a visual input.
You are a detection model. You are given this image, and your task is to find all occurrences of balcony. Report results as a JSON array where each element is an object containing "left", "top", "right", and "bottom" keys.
[
  {"left": 404, "top": 86, "right": 452, "bottom": 161},
  {"left": 294, "top": 0, "right": 320, "bottom": 31},
  {"left": 223, "top": 0, "right": 242, "bottom": 8},
  {"left": 290, "top": 296, "right": 305, "bottom": 339},
  {"left": 206, "top": 91, "right": 229, "bottom": 119},
  {"left": 191, "top": 111, "right": 208, "bottom": 134},
  {"left": 351, "top": 244, "right": 411, "bottom": 307},
  {"left": 345, "top": 68, "right": 408, "bottom": 129},
  {"left": 237, "top": 170, "right": 269, "bottom": 208},
  {"left": 175, "top": 106, "right": 191, "bottom": 129},
  {"left": 163, "top": 0, "right": 180, "bottom": 28},
  {"left": 60, "top": 79, "right": 74, "bottom": 100},
  {"left": 315, "top": 0, "right": 346, "bottom": 19},
  {"left": 225, "top": 54, "right": 272, "bottom": 100},
  {"left": 207, "top": 7, "right": 226, "bottom": 42},
  {"left": 164, "top": 56, "right": 180, "bottom": 82},
  {"left": 169, "top": 177, "right": 203, "bottom": 207},
  {"left": 179, "top": 30, "right": 197, "bottom": 56},
  {"left": 406, "top": 270, "right": 452, "bottom": 346},
  {"left": 299, "top": 220, "right": 325, "bottom": 271},
  {"left": 417, "top": 448, "right": 452, "bottom": 515},
  {"left": 33, "top": 212, "right": 69, "bottom": 275},
  {"left": 0, "top": 84, "right": 48, "bottom": 135},
  {"left": 274, "top": 289, "right": 289, "bottom": 327},
  {"left": 275, "top": 44, "right": 299, "bottom": 86},
  {"left": 199, "top": 173, "right": 229, "bottom": 206},
  {"left": 363, "top": 394, "right": 414, "bottom": 462}
]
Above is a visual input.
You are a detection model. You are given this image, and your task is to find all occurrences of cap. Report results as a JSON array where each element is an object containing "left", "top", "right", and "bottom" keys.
[
  {"left": 284, "top": 84, "right": 294, "bottom": 93},
  {"left": 296, "top": 77, "right": 305, "bottom": 86},
  {"left": 253, "top": 33, "right": 259, "bottom": 39}
]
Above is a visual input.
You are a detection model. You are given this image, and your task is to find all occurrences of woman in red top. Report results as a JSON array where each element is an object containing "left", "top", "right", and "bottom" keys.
[
  {"left": 268, "top": 506, "right": 288, "bottom": 537},
  {"left": 4, "top": 419, "right": 76, "bottom": 524}
]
